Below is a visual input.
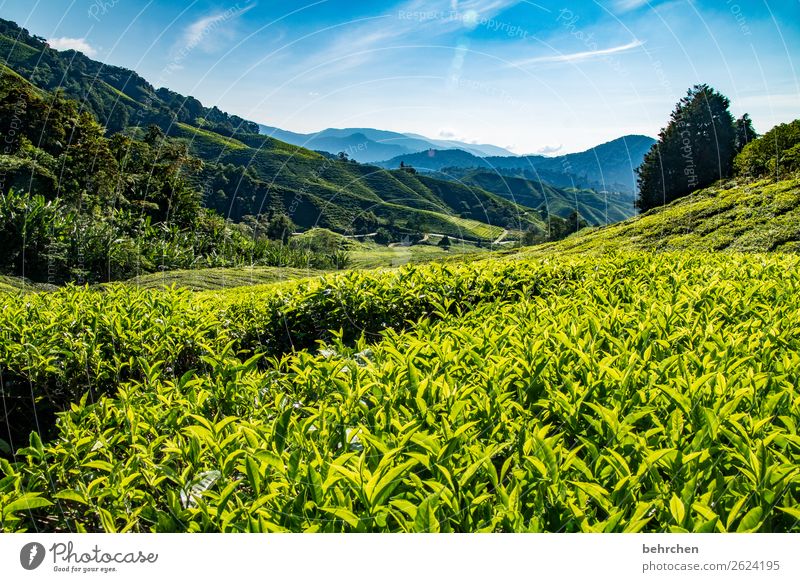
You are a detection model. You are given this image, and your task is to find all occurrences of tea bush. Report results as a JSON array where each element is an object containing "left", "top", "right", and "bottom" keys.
[{"left": 1, "top": 252, "right": 799, "bottom": 532}]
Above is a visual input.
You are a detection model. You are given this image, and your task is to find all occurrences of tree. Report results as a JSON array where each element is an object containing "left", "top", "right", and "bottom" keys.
[
  {"left": 265, "top": 213, "right": 295, "bottom": 244},
  {"left": 734, "top": 114, "right": 757, "bottom": 152},
  {"left": 374, "top": 227, "right": 392, "bottom": 245},
  {"left": 520, "top": 226, "right": 545, "bottom": 246},
  {"left": 399, "top": 161, "right": 417, "bottom": 174},
  {"left": 353, "top": 211, "right": 378, "bottom": 234},
  {"left": 636, "top": 84, "right": 739, "bottom": 212},
  {"left": 438, "top": 235, "right": 451, "bottom": 249},
  {"left": 144, "top": 124, "right": 165, "bottom": 146}
]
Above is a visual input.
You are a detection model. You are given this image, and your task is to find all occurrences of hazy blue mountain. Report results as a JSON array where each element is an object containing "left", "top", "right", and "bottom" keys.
[
  {"left": 258, "top": 125, "right": 515, "bottom": 162},
  {"left": 403, "top": 133, "right": 515, "bottom": 157},
  {"left": 377, "top": 135, "right": 656, "bottom": 194}
]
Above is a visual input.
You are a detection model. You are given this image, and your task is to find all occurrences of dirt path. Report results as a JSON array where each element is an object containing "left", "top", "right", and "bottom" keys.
[{"left": 492, "top": 229, "right": 509, "bottom": 244}]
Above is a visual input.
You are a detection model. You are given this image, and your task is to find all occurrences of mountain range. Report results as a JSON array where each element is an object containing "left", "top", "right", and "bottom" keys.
[
  {"left": 258, "top": 125, "right": 515, "bottom": 162},
  {"left": 375, "top": 134, "right": 656, "bottom": 194},
  {"left": 0, "top": 18, "right": 547, "bottom": 241}
]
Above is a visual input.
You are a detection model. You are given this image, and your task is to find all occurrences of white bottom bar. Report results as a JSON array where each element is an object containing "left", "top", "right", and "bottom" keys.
[{"left": 2, "top": 534, "right": 797, "bottom": 581}]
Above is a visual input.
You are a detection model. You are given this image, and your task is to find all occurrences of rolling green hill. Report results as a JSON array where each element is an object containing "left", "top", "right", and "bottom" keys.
[
  {"left": 529, "top": 175, "right": 800, "bottom": 255},
  {"left": 432, "top": 169, "right": 636, "bottom": 225},
  {"left": 0, "top": 20, "right": 257, "bottom": 136}
]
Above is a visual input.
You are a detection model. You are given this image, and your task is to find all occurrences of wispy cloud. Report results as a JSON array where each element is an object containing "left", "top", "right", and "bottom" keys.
[
  {"left": 48, "top": 37, "right": 97, "bottom": 57},
  {"left": 511, "top": 40, "right": 645, "bottom": 67},
  {"left": 295, "top": 0, "right": 521, "bottom": 81},
  {"left": 536, "top": 144, "right": 563, "bottom": 155},
  {"left": 613, "top": 0, "right": 649, "bottom": 12},
  {"left": 173, "top": 2, "right": 257, "bottom": 56}
]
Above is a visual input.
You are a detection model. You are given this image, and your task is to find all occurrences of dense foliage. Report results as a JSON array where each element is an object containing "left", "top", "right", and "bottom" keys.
[
  {"left": 734, "top": 119, "right": 800, "bottom": 179},
  {"left": 1, "top": 252, "right": 799, "bottom": 532},
  {"left": 636, "top": 85, "right": 747, "bottom": 212}
]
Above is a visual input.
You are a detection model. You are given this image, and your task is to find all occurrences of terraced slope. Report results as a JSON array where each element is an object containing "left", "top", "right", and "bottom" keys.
[{"left": 438, "top": 169, "right": 636, "bottom": 225}]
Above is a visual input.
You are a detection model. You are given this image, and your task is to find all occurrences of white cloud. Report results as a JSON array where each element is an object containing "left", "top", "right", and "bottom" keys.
[
  {"left": 511, "top": 40, "right": 645, "bottom": 67},
  {"left": 48, "top": 37, "right": 97, "bottom": 57},
  {"left": 174, "top": 2, "right": 257, "bottom": 55},
  {"left": 536, "top": 144, "right": 563, "bottom": 155},
  {"left": 297, "top": 0, "right": 522, "bottom": 82},
  {"left": 614, "top": 0, "right": 649, "bottom": 12}
]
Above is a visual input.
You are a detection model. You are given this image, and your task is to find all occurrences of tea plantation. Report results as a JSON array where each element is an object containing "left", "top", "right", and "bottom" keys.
[{"left": 1, "top": 244, "right": 799, "bottom": 532}]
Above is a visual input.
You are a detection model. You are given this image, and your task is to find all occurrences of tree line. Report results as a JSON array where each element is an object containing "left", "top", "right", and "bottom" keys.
[{"left": 636, "top": 84, "right": 798, "bottom": 212}]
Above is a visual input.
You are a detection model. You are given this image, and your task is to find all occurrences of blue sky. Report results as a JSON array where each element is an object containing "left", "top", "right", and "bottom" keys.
[{"left": 2, "top": 0, "right": 798, "bottom": 154}]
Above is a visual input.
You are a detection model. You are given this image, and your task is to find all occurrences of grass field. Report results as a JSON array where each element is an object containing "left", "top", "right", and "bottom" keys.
[{"left": 349, "top": 241, "right": 488, "bottom": 269}]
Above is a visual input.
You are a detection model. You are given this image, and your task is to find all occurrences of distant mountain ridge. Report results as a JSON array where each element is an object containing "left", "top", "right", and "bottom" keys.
[
  {"left": 0, "top": 15, "right": 644, "bottom": 242},
  {"left": 258, "top": 124, "right": 515, "bottom": 163},
  {"left": 376, "top": 135, "right": 657, "bottom": 194}
]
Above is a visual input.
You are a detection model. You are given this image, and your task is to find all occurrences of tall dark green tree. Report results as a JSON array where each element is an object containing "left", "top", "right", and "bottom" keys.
[
  {"left": 636, "top": 84, "right": 739, "bottom": 212},
  {"left": 734, "top": 113, "right": 758, "bottom": 152}
]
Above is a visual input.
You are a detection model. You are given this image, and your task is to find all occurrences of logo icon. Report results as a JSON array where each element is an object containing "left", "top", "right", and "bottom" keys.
[{"left": 20, "top": 542, "right": 46, "bottom": 570}]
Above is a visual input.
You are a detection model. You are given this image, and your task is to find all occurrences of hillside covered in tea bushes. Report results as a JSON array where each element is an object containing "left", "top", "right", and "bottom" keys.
[
  {"left": 530, "top": 176, "right": 800, "bottom": 255},
  {"left": 2, "top": 221, "right": 800, "bottom": 532},
  {"left": 0, "top": 15, "right": 550, "bottom": 286}
]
